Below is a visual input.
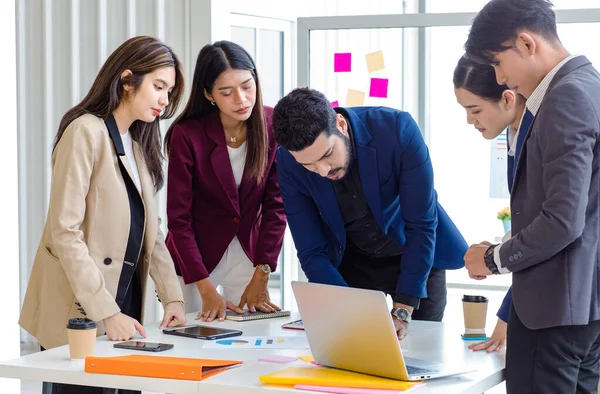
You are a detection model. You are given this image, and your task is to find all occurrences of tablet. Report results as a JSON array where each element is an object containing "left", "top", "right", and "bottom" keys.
[{"left": 162, "top": 324, "right": 243, "bottom": 340}]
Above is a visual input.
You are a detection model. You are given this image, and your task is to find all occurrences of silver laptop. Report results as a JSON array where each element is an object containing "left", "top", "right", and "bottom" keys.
[{"left": 292, "top": 281, "right": 475, "bottom": 381}]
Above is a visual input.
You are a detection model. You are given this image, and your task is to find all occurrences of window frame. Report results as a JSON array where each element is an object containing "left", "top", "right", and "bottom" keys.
[{"left": 295, "top": 6, "right": 600, "bottom": 291}]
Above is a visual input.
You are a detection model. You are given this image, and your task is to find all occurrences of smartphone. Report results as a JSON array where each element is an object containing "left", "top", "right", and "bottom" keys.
[
  {"left": 113, "top": 341, "right": 174, "bottom": 352},
  {"left": 162, "top": 324, "right": 243, "bottom": 340}
]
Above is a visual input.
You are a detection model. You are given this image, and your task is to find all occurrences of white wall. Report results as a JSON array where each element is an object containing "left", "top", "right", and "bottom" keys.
[{"left": 1, "top": 1, "right": 21, "bottom": 392}]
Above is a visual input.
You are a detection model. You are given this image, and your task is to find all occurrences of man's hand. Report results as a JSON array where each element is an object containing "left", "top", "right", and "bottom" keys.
[
  {"left": 464, "top": 243, "right": 493, "bottom": 279},
  {"left": 159, "top": 301, "right": 186, "bottom": 329},
  {"left": 393, "top": 319, "right": 409, "bottom": 340},
  {"left": 103, "top": 312, "right": 146, "bottom": 341},
  {"left": 392, "top": 302, "right": 413, "bottom": 340},
  {"left": 238, "top": 266, "right": 281, "bottom": 313}
]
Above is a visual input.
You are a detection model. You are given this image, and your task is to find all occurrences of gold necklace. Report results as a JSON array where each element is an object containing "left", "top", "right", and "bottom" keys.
[{"left": 226, "top": 127, "right": 244, "bottom": 143}]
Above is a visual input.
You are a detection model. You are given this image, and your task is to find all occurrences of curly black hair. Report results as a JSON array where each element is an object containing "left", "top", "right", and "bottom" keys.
[{"left": 272, "top": 88, "right": 339, "bottom": 152}]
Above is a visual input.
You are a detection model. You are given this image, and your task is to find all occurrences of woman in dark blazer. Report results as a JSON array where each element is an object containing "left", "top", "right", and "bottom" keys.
[
  {"left": 164, "top": 41, "right": 286, "bottom": 322},
  {"left": 454, "top": 55, "right": 528, "bottom": 353}
]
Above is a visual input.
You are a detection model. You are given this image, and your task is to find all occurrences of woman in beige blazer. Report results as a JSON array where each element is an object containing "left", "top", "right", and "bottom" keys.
[{"left": 19, "top": 36, "right": 186, "bottom": 394}]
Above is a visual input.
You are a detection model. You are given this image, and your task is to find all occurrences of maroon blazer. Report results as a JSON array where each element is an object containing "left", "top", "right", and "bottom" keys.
[{"left": 165, "top": 106, "right": 286, "bottom": 284}]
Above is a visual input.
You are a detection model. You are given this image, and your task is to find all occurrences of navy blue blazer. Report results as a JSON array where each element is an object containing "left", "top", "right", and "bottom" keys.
[{"left": 277, "top": 106, "right": 467, "bottom": 299}]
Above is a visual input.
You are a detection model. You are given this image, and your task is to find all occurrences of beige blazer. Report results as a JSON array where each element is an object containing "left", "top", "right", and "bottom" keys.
[{"left": 19, "top": 114, "right": 184, "bottom": 349}]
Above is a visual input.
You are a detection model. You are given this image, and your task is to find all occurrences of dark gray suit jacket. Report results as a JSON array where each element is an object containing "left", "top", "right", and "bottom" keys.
[{"left": 502, "top": 56, "right": 600, "bottom": 330}]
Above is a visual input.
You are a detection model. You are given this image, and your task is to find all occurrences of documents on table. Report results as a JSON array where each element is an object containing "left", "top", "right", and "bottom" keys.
[{"left": 203, "top": 336, "right": 309, "bottom": 350}]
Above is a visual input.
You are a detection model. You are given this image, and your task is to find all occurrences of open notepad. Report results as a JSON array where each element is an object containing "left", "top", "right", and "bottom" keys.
[{"left": 225, "top": 310, "right": 291, "bottom": 321}]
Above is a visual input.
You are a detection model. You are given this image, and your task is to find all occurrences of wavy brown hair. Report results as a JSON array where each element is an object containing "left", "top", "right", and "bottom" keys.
[
  {"left": 53, "top": 35, "right": 185, "bottom": 191},
  {"left": 164, "top": 40, "right": 267, "bottom": 185}
]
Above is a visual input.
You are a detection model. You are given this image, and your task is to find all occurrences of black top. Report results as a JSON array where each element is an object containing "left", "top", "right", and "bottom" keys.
[{"left": 331, "top": 117, "right": 404, "bottom": 259}]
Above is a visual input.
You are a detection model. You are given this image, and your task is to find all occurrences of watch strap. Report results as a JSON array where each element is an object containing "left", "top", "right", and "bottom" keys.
[{"left": 484, "top": 244, "right": 500, "bottom": 274}]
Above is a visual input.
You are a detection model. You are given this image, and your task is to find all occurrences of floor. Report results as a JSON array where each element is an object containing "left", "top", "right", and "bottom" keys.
[{"left": 19, "top": 287, "right": 507, "bottom": 394}]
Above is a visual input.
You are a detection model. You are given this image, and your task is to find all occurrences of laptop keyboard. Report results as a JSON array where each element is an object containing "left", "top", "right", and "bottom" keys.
[{"left": 406, "top": 365, "right": 438, "bottom": 375}]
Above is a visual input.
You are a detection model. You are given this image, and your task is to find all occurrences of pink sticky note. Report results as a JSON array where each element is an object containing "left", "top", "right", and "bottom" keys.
[
  {"left": 369, "top": 78, "right": 389, "bottom": 98},
  {"left": 295, "top": 385, "right": 410, "bottom": 393},
  {"left": 334, "top": 53, "right": 352, "bottom": 72},
  {"left": 259, "top": 355, "right": 298, "bottom": 364},
  {"left": 330, "top": 100, "right": 339, "bottom": 108}
]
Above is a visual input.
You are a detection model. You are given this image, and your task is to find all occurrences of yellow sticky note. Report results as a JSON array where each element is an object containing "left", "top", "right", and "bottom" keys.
[
  {"left": 299, "top": 355, "right": 314, "bottom": 363},
  {"left": 346, "top": 89, "right": 366, "bottom": 107},
  {"left": 366, "top": 50, "right": 385, "bottom": 73}
]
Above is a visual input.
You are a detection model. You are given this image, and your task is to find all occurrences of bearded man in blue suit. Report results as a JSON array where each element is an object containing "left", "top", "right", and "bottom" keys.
[{"left": 272, "top": 88, "right": 467, "bottom": 339}]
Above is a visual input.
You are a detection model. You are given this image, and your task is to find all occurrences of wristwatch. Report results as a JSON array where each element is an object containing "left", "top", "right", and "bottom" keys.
[
  {"left": 256, "top": 264, "right": 271, "bottom": 274},
  {"left": 484, "top": 244, "right": 500, "bottom": 274},
  {"left": 391, "top": 307, "right": 412, "bottom": 323}
]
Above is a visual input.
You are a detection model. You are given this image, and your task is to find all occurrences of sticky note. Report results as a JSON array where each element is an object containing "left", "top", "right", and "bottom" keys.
[
  {"left": 365, "top": 50, "right": 385, "bottom": 73},
  {"left": 369, "top": 78, "right": 389, "bottom": 98},
  {"left": 346, "top": 89, "right": 366, "bottom": 106},
  {"left": 259, "top": 355, "right": 298, "bottom": 364},
  {"left": 330, "top": 100, "right": 339, "bottom": 108},
  {"left": 334, "top": 53, "right": 352, "bottom": 72},
  {"left": 299, "top": 355, "right": 314, "bottom": 363},
  {"left": 461, "top": 334, "right": 489, "bottom": 341}
]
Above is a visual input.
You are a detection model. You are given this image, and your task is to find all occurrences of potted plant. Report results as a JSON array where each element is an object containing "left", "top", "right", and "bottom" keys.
[{"left": 497, "top": 207, "right": 511, "bottom": 234}]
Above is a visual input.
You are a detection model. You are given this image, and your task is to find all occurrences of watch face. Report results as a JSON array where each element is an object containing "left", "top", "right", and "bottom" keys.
[
  {"left": 261, "top": 265, "right": 270, "bottom": 274},
  {"left": 393, "top": 308, "right": 411, "bottom": 322}
]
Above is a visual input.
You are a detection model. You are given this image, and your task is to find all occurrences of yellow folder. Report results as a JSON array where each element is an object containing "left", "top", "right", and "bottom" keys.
[{"left": 259, "top": 366, "right": 420, "bottom": 390}]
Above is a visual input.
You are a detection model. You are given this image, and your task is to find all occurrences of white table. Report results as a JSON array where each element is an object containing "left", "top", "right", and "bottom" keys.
[{"left": 0, "top": 313, "right": 504, "bottom": 393}]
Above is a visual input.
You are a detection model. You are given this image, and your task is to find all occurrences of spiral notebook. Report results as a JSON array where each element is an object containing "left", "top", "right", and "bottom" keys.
[{"left": 225, "top": 310, "right": 291, "bottom": 321}]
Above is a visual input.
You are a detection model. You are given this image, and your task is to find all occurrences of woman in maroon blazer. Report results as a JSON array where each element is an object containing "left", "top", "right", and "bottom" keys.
[{"left": 164, "top": 41, "right": 286, "bottom": 322}]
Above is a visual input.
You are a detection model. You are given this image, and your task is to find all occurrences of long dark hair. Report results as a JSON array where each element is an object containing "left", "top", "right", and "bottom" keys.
[
  {"left": 54, "top": 36, "right": 185, "bottom": 192},
  {"left": 453, "top": 55, "right": 507, "bottom": 101},
  {"left": 164, "top": 40, "right": 268, "bottom": 185}
]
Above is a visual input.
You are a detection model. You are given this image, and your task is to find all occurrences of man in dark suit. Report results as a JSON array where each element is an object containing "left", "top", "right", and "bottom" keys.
[
  {"left": 463, "top": 1, "right": 600, "bottom": 392},
  {"left": 272, "top": 88, "right": 467, "bottom": 339}
]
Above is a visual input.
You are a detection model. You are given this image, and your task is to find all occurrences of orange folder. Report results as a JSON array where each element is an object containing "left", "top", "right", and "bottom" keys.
[{"left": 85, "top": 355, "right": 242, "bottom": 381}]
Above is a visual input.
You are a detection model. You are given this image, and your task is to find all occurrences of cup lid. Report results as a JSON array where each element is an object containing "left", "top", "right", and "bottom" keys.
[
  {"left": 462, "top": 295, "right": 488, "bottom": 303},
  {"left": 66, "top": 318, "right": 97, "bottom": 330}
]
